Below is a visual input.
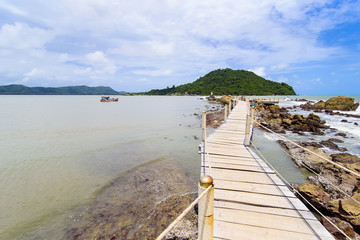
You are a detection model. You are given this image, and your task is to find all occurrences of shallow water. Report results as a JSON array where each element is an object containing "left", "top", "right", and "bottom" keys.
[{"left": 0, "top": 95, "right": 210, "bottom": 239}]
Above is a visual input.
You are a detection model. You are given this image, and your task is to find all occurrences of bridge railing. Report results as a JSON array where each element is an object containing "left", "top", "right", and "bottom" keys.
[{"left": 156, "top": 96, "right": 240, "bottom": 240}]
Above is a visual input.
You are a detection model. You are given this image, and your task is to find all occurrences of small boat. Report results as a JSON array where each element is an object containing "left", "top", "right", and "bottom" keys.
[{"left": 100, "top": 96, "right": 119, "bottom": 102}]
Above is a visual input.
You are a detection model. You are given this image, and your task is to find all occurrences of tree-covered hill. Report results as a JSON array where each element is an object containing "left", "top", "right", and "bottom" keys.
[
  {"left": 146, "top": 68, "right": 296, "bottom": 95},
  {"left": 0, "top": 84, "right": 123, "bottom": 95}
]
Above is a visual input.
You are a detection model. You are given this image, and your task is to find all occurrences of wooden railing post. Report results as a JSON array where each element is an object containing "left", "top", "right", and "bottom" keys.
[
  {"left": 201, "top": 111, "right": 207, "bottom": 176},
  {"left": 202, "top": 111, "right": 206, "bottom": 142},
  {"left": 224, "top": 104, "right": 228, "bottom": 120},
  {"left": 198, "top": 175, "right": 214, "bottom": 240}
]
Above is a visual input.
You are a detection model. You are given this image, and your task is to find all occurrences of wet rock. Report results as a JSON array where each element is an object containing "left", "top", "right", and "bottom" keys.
[
  {"left": 206, "top": 109, "right": 224, "bottom": 128},
  {"left": 329, "top": 138, "right": 344, "bottom": 143},
  {"left": 297, "top": 183, "right": 331, "bottom": 212},
  {"left": 320, "top": 140, "right": 348, "bottom": 152},
  {"left": 63, "top": 158, "right": 198, "bottom": 240},
  {"left": 335, "top": 133, "right": 347, "bottom": 138},
  {"left": 321, "top": 216, "right": 355, "bottom": 240}
]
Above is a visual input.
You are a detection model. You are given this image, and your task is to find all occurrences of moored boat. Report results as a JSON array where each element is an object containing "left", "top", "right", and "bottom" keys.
[{"left": 100, "top": 96, "right": 119, "bottom": 102}]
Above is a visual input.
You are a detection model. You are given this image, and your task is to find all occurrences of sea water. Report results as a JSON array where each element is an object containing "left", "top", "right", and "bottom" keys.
[
  {"left": 1, "top": 95, "right": 359, "bottom": 239},
  {"left": 0, "top": 95, "right": 211, "bottom": 239},
  {"left": 251, "top": 95, "right": 360, "bottom": 185}
]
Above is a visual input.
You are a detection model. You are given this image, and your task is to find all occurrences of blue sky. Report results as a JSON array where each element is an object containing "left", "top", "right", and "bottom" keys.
[{"left": 0, "top": 0, "right": 359, "bottom": 95}]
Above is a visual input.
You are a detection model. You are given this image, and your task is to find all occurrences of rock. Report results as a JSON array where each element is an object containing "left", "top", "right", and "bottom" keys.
[
  {"left": 297, "top": 183, "right": 331, "bottom": 211},
  {"left": 328, "top": 138, "right": 344, "bottom": 143},
  {"left": 278, "top": 140, "right": 331, "bottom": 172},
  {"left": 206, "top": 109, "right": 224, "bottom": 128},
  {"left": 355, "top": 122, "right": 359, "bottom": 126},
  {"left": 325, "top": 96, "right": 359, "bottom": 111},
  {"left": 268, "top": 105, "right": 280, "bottom": 113},
  {"left": 321, "top": 216, "right": 355, "bottom": 240},
  {"left": 320, "top": 140, "right": 348, "bottom": 152},
  {"left": 300, "top": 96, "right": 359, "bottom": 111},
  {"left": 313, "top": 100, "right": 326, "bottom": 109},
  {"left": 335, "top": 133, "right": 347, "bottom": 138},
  {"left": 217, "top": 95, "right": 232, "bottom": 105},
  {"left": 282, "top": 118, "right": 292, "bottom": 126},
  {"left": 341, "top": 119, "right": 348, "bottom": 123},
  {"left": 63, "top": 158, "right": 198, "bottom": 240}
]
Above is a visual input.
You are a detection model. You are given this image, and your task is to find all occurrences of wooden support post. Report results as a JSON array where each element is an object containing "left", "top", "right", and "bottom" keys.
[
  {"left": 202, "top": 111, "right": 206, "bottom": 142},
  {"left": 201, "top": 112, "right": 206, "bottom": 176},
  {"left": 224, "top": 104, "right": 228, "bottom": 120},
  {"left": 229, "top": 100, "right": 232, "bottom": 112},
  {"left": 244, "top": 113, "right": 251, "bottom": 146},
  {"left": 198, "top": 176, "right": 214, "bottom": 240}
]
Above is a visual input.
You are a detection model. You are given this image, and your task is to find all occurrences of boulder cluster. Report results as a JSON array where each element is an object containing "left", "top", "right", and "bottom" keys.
[
  {"left": 279, "top": 141, "right": 360, "bottom": 239},
  {"left": 256, "top": 103, "right": 329, "bottom": 135},
  {"left": 255, "top": 97, "right": 360, "bottom": 239}
]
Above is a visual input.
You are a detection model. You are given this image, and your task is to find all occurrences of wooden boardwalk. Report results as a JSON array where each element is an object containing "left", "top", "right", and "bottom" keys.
[{"left": 203, "top": 100, "right": 334, "bottom": 240}]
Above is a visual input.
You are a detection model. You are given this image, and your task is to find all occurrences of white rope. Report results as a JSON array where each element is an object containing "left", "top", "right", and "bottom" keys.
[
  {"left": 156, "top": 185, "right": 212, "bottom": 240},
  {"left": 250, "top": 140, "right": 352, "bottom": 240},
  {"left": 254, "top": 120, "right": 360, "bottom": 178}
]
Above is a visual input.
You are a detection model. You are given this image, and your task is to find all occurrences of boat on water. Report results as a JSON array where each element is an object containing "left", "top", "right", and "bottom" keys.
[{"left": 100, "top": 96, "right": 119, "bottom": 102}]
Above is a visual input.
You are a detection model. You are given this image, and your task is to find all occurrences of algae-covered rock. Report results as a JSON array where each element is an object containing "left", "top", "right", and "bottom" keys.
[
  {"left": 301, "top": 96, "right": 359, "bottom": 111},
  {"left": 297, "top": 183, "right": 331, "bottom": 211},
  {"left": 325, "top": 96, "right": 359, "bottom": 111},
  {"left": 321, "top": 216, "right": 355, "bottom": 240}
]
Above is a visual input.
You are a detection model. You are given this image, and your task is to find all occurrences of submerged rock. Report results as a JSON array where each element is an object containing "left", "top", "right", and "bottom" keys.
[{"left": 63, "top": 158, "right": 198, "bottom": 240}]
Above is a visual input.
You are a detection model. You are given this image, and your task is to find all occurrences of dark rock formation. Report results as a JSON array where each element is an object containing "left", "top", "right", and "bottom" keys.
[{"left": 256, "top": 103, "right": 329, "bottom": 135}]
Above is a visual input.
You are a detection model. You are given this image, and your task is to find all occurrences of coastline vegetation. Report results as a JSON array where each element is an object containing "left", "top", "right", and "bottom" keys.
[
  {"left": 0, "top": 84, "right": 123, "bottom": 95},
  {"left": 144, "top": 68, "right": 296, "bottom": 96}
]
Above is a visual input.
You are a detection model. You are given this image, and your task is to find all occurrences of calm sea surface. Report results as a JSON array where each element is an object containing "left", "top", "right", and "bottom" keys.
[
  {"left": 1, "top": 95, "right": 359, "bottom": 239},
  {"left": 0, "top": 96, "right": 211, "bottom": 239}
]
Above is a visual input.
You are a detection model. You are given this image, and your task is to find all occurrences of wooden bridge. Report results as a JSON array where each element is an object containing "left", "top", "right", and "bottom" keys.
[{"left": 199, "top": 99, "right": 334, "bottom": 240}]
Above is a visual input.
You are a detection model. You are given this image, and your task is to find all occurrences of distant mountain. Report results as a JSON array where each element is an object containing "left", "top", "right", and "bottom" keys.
[
  {"left": 0, "top": 84, "right": 124, "bottom": 95},
  {"left": 146, "top": 68, "right": 296, "bottom": 95}
]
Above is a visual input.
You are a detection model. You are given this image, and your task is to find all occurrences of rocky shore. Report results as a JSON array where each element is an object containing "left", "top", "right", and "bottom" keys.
[
  {"left": 255, "top": 96, "right": 360, "bottom": 239},
  {"left": 63, "top": 158, "right": 198, "bottom": 240}
]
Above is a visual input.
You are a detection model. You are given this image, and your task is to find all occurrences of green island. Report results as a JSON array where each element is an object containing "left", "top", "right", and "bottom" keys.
[
  {"left": 0, "top": 84, "right": 123, "bottom": 95},
  {"left": 145, "top": 68, "right": 296, "bottom": 95},
  {"left": 0, "top": 68, "right": 296, "bottom": 95}
]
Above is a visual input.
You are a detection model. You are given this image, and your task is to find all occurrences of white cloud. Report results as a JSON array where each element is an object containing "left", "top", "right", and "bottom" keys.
[
  {"left": 133, "top": 69, "right": 172, "bottom": 77},
  {"left": 248, "top": 67, "right": 266, "bottom": 77},
  {"left": 0, "top": 22, "right": 53, "bottom": 50},
  {"left": 0, "top": 0, "right": 359, "bottom": 91}
]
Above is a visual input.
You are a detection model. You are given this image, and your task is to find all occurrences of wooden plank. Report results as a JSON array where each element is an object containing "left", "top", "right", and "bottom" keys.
[
  {"left": 213, "top": 220, "right": 319, "bottom": 240},
  {"left": 211, "top": 168, "right": 275, "bottom": 185},
  {"left": 214, "top": 179, "right": 287, "bottom": 196},
  {"left": 200, "top": 101, "right": 333, "bottom": 240},
  {"left": 214, "top": 207, "right": 316, "bottom": 234},
  {"left": 214, "top": 200, "right": 315, "bottom": 220},
  {"left": 214, "top": 189, "right": 295, "bottom": 209}
]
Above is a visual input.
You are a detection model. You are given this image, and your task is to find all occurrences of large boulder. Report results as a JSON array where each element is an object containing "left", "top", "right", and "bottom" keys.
[
  {"left": 325, "top": 96, "right": 359, "bottom": 111},
  {"left": 300, "top": 96, "right": 359, "bottom": 111}
]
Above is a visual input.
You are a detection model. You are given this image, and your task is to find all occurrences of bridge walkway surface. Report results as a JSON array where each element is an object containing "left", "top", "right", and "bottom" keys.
[{"left": 203, "top": 100, "right": 334, "bottom": 240}]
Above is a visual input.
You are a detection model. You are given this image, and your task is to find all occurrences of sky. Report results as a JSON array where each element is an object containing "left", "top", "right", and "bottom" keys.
[{"left": 0, "top": 0, "right": 360, "bottom": 95}]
